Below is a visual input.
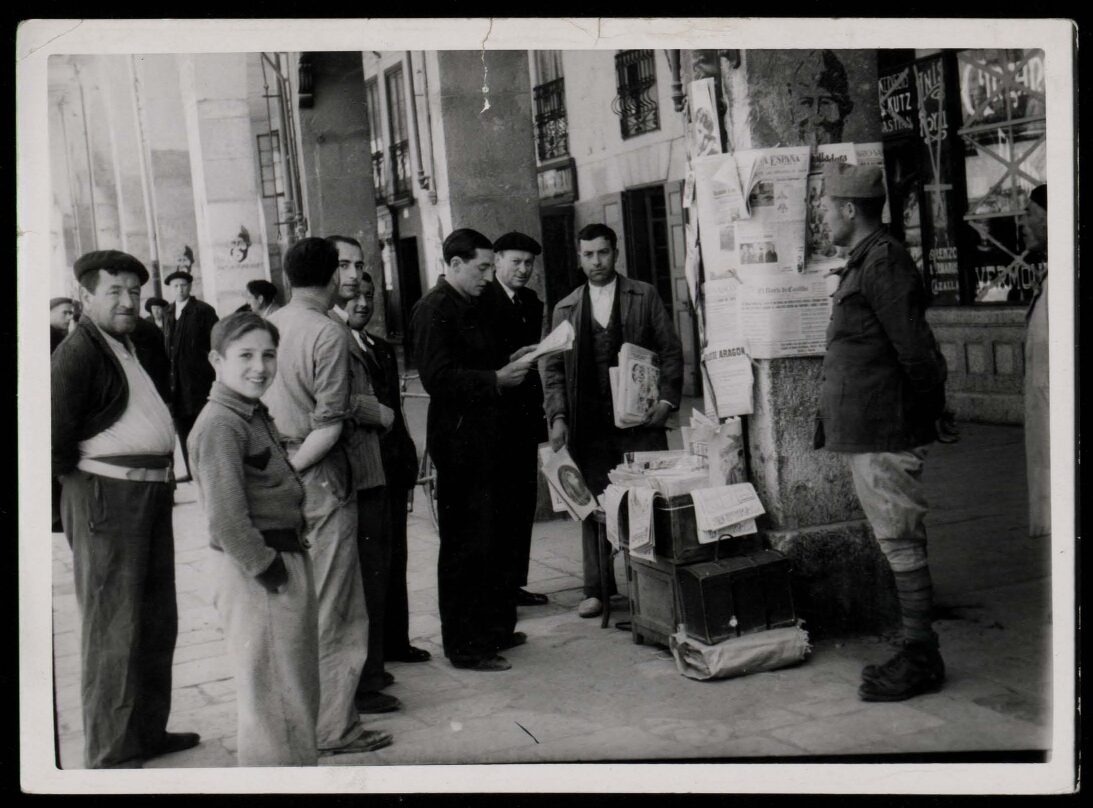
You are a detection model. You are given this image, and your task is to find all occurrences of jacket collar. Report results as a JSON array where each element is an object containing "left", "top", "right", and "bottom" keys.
[
  {"left": 843, "top": 226, "right": 886, "bottom": 272},
  {"left": 437, "top": 275, "right": 478, "bottom": 309},
  {"left": 208, "top": 380, "right": 264, "bottom": 419}
]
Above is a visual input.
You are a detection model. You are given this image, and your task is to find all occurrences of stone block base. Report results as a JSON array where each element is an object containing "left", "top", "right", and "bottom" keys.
[{"left": 765, "top": 520, "right": 899, "bottom": 638}]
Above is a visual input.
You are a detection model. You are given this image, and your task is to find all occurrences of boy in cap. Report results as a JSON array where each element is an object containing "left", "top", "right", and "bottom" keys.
[
  {"left": 483, "top": 231, "right": 550, "bottom": 608},
  {"left": 52, "top": 250, "right": 198, "bottom": 767},
  {"left": 163, "top": 266, "right": 219, "bottom": 479},
  {"left": 815, "top": 163, "right": 949, "bottom": 702}
]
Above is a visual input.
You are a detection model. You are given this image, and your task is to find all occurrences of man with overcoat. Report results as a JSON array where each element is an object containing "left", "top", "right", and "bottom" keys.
[
  {"left": 814, "top": 162, "right": 948, "bottom": 702},
  {"left": 543, "top": 223, "right": 683, "bottom": 619},
  {"left": 481, "top": 231, "right": 550, "bottom": 607},
  {"left": 163, "top": 268, "right": 219, "bottom": 478}
]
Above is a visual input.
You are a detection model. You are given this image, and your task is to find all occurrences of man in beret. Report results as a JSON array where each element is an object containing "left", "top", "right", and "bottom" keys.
[
  {"left": 1021, "top": 183, "right": 1049, "bottom": 539},
  {"left": 143, "top": 296, "right": 168, "bottom": 334},
  {"left": 51, "top": 250, "right": 198, "bottom": 767},
  {"left": 163, "top": 267, "right": 219, "bottom": 480},
  {"left": 50, "top": 297, "right": 75, "bottom": 353},
  {"left": 482, "top": 231, "right": 550, "bottom": 608},
  {"left": 815, "top": 163, "right": 949, "bottom": 702}
]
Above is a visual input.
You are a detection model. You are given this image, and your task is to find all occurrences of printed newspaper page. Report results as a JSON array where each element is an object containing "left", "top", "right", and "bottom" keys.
[
  {"left": 701, "top": 343, "right": 754, "bottom": 418},
  {"left": 689, "top": 483, "right": 766, "bottom": 533}
]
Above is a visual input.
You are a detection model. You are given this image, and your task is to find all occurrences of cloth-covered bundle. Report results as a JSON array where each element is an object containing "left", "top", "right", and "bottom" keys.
[{"left": 669, "top": 625, "right": 810, "bottom": 681}]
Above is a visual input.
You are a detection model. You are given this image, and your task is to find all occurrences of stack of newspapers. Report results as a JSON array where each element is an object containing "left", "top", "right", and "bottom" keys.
[{"left": 609, "top": 343, "right": 660, "bottom": 428}]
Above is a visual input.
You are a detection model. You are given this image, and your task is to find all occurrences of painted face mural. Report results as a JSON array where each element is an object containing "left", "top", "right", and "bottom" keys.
[
  {"left": 788, "top": 50, "right": 855, "bottom": 147},
  {"left": 230, "top": 226, "right": 252, "bottom": 263}
]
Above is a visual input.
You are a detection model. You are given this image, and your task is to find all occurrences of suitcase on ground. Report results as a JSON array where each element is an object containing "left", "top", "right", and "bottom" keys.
[
  {"left": 676, "top": 549, "right": 797, "bottom": 645},
  {"left": 652, "top": 493, "right": 761, "bottom": 564}
]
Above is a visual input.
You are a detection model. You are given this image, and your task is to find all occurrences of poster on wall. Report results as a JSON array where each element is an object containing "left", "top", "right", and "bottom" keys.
[
  {"left": 693, "top": 153, "right": 746, "bottom": 281},
  {"left": 688, "top": 77, "right": 722, "bottom": 158}
]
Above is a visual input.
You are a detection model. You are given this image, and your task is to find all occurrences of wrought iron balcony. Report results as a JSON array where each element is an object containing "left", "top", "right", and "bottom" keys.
[
  {"left": 372, "top": 151, "right": 386, "bottom": 203},
  {"left": 391, "top": 140, "right": 411, "bottom": 200},
  {"left": 612, "top": 50, "right": 660, "bottom": 139},
  {"left": 534, "top": 77, "right": 569, "bottom": 161}
]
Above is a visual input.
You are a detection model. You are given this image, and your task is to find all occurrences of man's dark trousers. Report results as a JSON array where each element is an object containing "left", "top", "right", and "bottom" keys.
[
  {"left": 435, "top": 462, "right": 516, "bottom": 660},
  {"left": 496, "top": 435, "right": 539, "bottom": 593},
  {"left": 356, "top": 486, "right": 391, "bottom": 693},
  {"left": 61, "top": 472, "right": 178, "bottom": 768},
  {"left": 382, "top": 485, "right": 413, "bottom": 655}
]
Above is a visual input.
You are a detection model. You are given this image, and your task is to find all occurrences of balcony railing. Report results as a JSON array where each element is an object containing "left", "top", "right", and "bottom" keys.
[
  {"left": 391, "top": 140, "right": 411, "bottom": 200},
  {"left": 534, "top": 77, "right": 569, "bottom": 162},
  {"left": 612, "top": 50, "right": 660, "bottom": 139},
  {"left": 372, "top": 151, "right": 386, "bottom": 203}
]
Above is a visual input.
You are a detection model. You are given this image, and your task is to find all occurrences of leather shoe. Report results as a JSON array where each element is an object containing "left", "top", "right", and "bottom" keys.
[
  {"left": 387, "top": 645, "right": 432, "bottom": 663},
  {"left": 450, "top": 654, "right": 511, "bottom": 672},
  {"left": 381, "top": 671, "right": 396, "bottom": 689},
  {"left": 515, "top": 588, "right": 549, "bottom": 606},
  {"left": 495, "top": 631, "right": 527, "bottom": 651},
  {"left": 145, "top": 731, "right": 200, "bottom": 760},
  {"left": 324, "top": 729, "right": 393, "bottom": 754},
  {"left": 577, "top": 597, "right": 603, "bottom": 618},
  {"left": 355, "top": 691, "right": 401, "bottom": 714}
]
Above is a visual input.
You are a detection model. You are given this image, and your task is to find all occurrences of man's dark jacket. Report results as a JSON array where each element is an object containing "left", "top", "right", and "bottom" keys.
[
  {"left": 481, "top": 279, "right": 547, "bottom": 444},
  {"left": 816, "top": 227, "right": 947, "bottom": 453},
  {"left": 51, "top": 317, "right": 172, "bottom": 477},
  {"left": 164, "top": 297, "right": 219, "bottom": 417},
  {"left": 362, "top": 330, "right": 419, "bottom": 490},
  {"left": 411, "top": 277, "right": 506, "bottom": 472}
]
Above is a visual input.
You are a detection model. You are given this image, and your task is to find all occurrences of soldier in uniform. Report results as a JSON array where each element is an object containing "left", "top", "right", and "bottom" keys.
[{"left": 815, "top": 163, "right": 949, "bottom": 702}]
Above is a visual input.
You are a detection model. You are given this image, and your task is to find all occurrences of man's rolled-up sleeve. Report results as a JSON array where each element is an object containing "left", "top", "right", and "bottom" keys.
[{"left": 310, "top": 323, "right": 352, "bottom": 430}]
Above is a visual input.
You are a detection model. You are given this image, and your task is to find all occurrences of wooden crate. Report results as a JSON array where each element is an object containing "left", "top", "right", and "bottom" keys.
[{"left": 625, "top": 551, "right": 680, "bottom": 648}]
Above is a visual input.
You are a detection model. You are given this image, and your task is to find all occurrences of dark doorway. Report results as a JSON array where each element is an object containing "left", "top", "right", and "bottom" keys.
[
  {"left": 541, "top": 207, "right": 581, "bottom": 317},
  {"left": 396, "top": 236, "right": 423, "bottom": 366},
  {"left": 622, "top": 185, "right": 672, "bottom": 306}
]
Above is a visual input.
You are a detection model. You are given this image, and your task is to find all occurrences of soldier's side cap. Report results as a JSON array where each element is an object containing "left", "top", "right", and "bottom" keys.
[
  {"left": 823, "top": 163, "right": 886, "bottom": 199},
  {"left": 493, "top": 231, "right": 542, "bottom": 255},
  {"left": 164, "top": 270, "right": 194, "bottom": 285},
  {"left": 73, "top": 250, "right": 149, "bottom": 285}
]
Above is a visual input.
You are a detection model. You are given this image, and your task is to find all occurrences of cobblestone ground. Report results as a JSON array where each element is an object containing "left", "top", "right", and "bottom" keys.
[{"left": 50, "top": 416, "right": 1055, "bottom": 769}]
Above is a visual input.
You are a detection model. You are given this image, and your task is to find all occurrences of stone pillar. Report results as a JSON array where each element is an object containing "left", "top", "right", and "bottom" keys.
[
  {"left": 296, "top": 52, "right": 384, "bottom": 332},
  {"left": 697, "top": 49, "right": 900, "bottom": 635},
  {"left": 434, "top": 50, "right": 543, "bottom": 281},
  {"left": 178, "top": 54, "right": 272, "bottom": 315}
]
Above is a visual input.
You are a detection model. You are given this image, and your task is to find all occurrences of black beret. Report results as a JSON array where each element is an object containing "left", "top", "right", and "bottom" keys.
[
  {"left": 73, "top": 250, "right": 149, "bottom": 285},
  {"left": 144, "top": 296, "right": 168, "bottom": 313},
  {"left": 1029, "top": 184, "right": 1047, "bottom": 211},
  {"left": 164, "top": 270, "right": 194, "bottom": 285},
  {"left": 50, "top": 297, "right": 73, "bottom": 310},
  {"left": 492, "top": 231, "right": 542, "bottom": 255}
]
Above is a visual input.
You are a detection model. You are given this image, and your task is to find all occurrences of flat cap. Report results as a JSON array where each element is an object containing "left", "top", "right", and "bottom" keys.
[
  {"left": 144, "top": 296, "right": 168, "bottom": 313},
  {"left": 73, "top": 250, "right": 149, "bottom": 285},
  {"left": 493, "top": 231, "right": 542, "bottom": 255},
  {"left": 50, "top": 296, "right": 73, "bottom": 310},
  {"left": 822, "top": 163, "right": 886, "bottom": 200},
  {"left": 164, "top": 270, "right": 194, "bottom": 285}
]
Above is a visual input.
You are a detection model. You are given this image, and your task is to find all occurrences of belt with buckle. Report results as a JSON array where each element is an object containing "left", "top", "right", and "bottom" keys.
[{"left": 77, "top": 457, "right": 172, "bottom": 483}]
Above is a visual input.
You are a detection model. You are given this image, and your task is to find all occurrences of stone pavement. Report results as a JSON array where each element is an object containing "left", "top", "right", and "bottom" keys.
[{"left": 50, "top": 401, "right": 1054, "bottom": 767}]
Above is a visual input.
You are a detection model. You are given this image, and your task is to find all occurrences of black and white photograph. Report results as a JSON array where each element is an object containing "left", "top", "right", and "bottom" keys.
[{"left": 17, "top": 17, "right": 1076, "bottom": 795}]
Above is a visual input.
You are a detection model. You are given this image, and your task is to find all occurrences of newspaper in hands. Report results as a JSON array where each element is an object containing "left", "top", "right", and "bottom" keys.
[{"left": 517, "top": 320, "right": 575, "bottom": 366}]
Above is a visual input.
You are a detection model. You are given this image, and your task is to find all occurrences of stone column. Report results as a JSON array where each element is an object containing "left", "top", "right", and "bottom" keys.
[
  {"left": 694, "top": 49, "right": 900, "bottom": 635},
  {"left": 177, "top": 54, "right": 272, "bottom": 315},
  {"left": 434, "top": 50, "right": 543, "bottom": 290},
  {"left": 295, "top": 51, "right": 384, "bottom": 332}
]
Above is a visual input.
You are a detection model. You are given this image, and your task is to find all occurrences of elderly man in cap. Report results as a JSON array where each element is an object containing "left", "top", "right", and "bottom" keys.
[
  {"left": 163, "top": 266, "right": 219, "bottom": 479},
  {"left": 815, "top": 163, "right": 949, "bottom": 702},
  {"left": 51, "top": 250, "right": 199, "bottom": 768},
  {"left": 50, "top": 297, "right": 75, "bottom": 353},
  {"left": 482, "top": 231, "right": 550, "bottom": 608},
  {"left": 1021, "top": 184, "right": 1049, "bottom": 539}
]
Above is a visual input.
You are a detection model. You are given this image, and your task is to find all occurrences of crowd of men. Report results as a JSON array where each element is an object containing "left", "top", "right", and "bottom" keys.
[{"left": 49, "top": 167, "right": 1050, "bottom": 767}]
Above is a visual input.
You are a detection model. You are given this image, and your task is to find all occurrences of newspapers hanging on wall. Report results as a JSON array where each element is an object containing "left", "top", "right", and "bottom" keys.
[{"left": 701, "top": 343, "right": 754, "bottom": 418}]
